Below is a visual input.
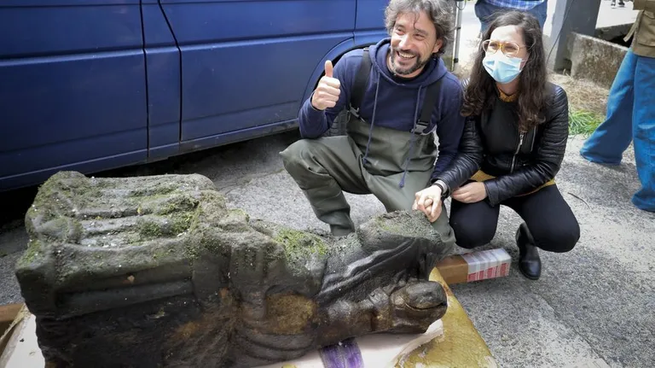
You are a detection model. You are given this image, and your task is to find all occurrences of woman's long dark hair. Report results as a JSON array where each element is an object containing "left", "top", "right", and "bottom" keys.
[{"left": 462, "top": 11, "right": 549, "bottom": 133}]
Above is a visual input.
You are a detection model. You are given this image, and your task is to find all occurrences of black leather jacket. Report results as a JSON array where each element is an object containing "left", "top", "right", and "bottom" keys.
[{"left": 434, "top": 82, "right": 569, "bottom": 206}]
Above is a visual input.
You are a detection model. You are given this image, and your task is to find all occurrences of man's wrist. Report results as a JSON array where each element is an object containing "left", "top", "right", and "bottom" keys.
[{"left": 309, "top": 91, "right": 323, "bottom": 111}]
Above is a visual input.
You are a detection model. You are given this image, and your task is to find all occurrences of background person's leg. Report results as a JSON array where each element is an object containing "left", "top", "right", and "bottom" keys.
[
  {"left": 581, "top": 50, "right": 638, "bottom": 165},
  {"left": 474, "top": 0, "right": 504, "bottom": 34},
  {"left": 528, "top": 1, "right": 548, "bottom": 30},
  {"left": 631, "top": 54, "right": 655, "bottom": 212}
]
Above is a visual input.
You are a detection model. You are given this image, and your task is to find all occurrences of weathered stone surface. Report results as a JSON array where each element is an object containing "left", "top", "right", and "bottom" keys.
[
  {"left": 16, "top": 171, "right": 451, "bottom": 368},
  {"left": 569, "top": 32, "right": 628, "bottom": 89}
]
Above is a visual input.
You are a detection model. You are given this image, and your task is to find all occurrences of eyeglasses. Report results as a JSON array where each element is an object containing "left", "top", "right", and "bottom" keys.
[{"left": 481, "top": 39, "right": 524, "bottom": 57}]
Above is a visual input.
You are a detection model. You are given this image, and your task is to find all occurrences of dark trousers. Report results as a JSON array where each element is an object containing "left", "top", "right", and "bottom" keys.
[{"left": 449, "top": 184, "right": 580, "bottom": 253}]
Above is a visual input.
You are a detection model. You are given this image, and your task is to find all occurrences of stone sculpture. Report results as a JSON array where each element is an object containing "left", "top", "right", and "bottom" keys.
[{"left": 15, "top": 171, "right": 453, "bottom": 368}]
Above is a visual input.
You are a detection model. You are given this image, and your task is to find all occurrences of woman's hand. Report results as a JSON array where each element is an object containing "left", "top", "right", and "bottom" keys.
[
  {"left": 451, "top": 182, "right": 487, "bottom": 203},
  {"left": 413, "top": 185, "right": 443, "bottom": 223}
]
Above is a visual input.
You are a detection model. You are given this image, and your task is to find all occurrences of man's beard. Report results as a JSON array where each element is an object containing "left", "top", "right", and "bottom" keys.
[{"left": 389, "top": 48, "right": 431, "bottom": 76}]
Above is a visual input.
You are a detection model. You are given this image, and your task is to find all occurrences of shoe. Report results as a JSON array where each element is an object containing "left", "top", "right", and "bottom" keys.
[
  {"left": 579, "top": 150, "right": 622, "bottom": 166},
  {"left": 515, "top": 223, "right": 541, "bottom": 280}
]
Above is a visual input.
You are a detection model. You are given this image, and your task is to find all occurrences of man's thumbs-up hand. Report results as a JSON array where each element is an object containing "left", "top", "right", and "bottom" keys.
[{"left": 311, "top": 60, "right": 341, "bottom": 111}]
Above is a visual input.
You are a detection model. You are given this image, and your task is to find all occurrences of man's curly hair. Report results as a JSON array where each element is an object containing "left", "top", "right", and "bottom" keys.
[{"left": 384, "top": 0, "right": 454, "bottom": 57}]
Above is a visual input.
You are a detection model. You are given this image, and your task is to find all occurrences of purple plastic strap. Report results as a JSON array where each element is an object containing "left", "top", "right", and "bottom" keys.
[
  {"left": 341, "top": 338, "right": 364, "bottom": 367},
  {"left": 319, "top": 338, "right": 364, "bottom": 368}
]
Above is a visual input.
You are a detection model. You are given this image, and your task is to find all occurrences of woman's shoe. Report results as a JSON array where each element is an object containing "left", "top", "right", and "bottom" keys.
[{"left": 515, "top": 223, "right": 541, "bottom": 280}]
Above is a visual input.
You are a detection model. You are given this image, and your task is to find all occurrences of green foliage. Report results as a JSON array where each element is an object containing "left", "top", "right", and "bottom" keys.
[{"left": 569, "top": 109, "right": 603, "bottom": 136}]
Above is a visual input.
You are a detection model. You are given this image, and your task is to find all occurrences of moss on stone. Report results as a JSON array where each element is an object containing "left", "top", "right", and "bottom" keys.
[
  {"left": 154, "top": 194, "right": 200, "bottom": 216},
  {"left": 184, "top": 239, "right": 201, "bottom": 260},
  {"left": 169, "top": 212, "right": 196, "bottom": 235},
  {"left": 152, "top": 247, "right": 175, "bottom": 260},
  {"left": 37, "top": 217, "right": 84, "bottom": 244},
  {"left": 18, "top": 239, "right": 44, "bottom": 267},
  {"left": 374, "top": 212, "right": 432, "bottom": 239},
  {"left": 266, "top": 293, "right": 317, "bottom": 334},
  {"left": 274, "top": 229, "right": 327, "bottom": 264},
  {"left": 216, "top": 209, "right": 251, "bottom": 233},
  {"left": 195, "top": 191, "right": 228, "bottom": 222},
  {"left": 124, "top": 232, "right": 144, "bottom": 245},
  {"left": 48, "top": 172, "right": 101, "bottom": 204},
  {"left": 129, "top": 183, "right": 178, "bottom": 198},
  {"left": 137, "top": 210, "right": 199, "bottom": 240},
  {"left": 138, "top": 220, "right": 162, "bottom": 238},
  {"left": 228, "top": 208, "right": 249, "bottom": 222}
]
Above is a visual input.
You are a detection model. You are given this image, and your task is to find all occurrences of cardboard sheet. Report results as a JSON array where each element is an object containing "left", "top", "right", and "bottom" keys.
[
  {"left": 255, "top": 319, "right": 444, "bottom": 368},
  {"left": 0, "top": 307, "right": 44, "bottom": 368}
]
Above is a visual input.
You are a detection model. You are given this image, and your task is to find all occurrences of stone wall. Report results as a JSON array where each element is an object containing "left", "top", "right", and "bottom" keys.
[{"left": 569, "top": 32, "right": 628, "bottom": 89}]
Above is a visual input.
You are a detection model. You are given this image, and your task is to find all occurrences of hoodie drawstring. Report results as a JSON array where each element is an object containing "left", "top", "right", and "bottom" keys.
[
  {"left": 361, "top": 73, "right": 381, "bottom": 165},
  {"left": 399, "top": 86, "right": 423, "bottom": 189}
]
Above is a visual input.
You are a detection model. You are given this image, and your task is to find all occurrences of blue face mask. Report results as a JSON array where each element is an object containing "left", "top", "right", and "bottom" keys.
[{"left": 483, "top": 51, "right": 524, "bottom": 84}]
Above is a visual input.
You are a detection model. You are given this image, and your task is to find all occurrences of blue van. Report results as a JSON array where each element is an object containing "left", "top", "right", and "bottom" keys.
[{"left": 0, "top": 0, "right": 389, "bottom": 192}]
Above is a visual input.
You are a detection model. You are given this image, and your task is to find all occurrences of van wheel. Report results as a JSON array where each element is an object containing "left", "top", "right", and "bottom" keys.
[{"left": 323, "top": 109, "right": 349, "bottom": 137}]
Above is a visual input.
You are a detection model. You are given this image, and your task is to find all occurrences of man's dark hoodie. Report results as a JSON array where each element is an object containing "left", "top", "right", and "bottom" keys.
[{"left": 298, "top": 38, "right": 465, "bottom": 181}]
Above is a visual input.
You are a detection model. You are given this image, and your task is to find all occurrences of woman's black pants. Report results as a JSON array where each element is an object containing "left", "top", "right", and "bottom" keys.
[{"left": 449, "top": 185, "right": 580, "bottom": 252}]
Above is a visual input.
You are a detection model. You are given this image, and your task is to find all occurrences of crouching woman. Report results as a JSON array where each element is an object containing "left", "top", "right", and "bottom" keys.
[{"left": 415, "top": 11, "right": 580, "bottom": 280}]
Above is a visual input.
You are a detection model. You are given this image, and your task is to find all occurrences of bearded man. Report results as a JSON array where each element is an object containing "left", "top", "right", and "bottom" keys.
[{"left": 280, "top": 0, "right": 464, "bottom": 249}]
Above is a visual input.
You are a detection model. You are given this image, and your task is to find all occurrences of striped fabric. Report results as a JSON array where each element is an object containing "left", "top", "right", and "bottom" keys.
[{"left": 482, "top": 0, "right": 547, "bottom": 10}]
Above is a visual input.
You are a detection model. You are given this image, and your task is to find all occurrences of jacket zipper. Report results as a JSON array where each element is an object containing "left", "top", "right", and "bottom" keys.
[{"left": 510, "top": 133, "right": 524, "bottom": 173}]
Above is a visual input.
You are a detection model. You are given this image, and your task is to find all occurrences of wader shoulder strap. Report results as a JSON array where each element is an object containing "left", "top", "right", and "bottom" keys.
[
  {"left": 349, "top": 47, "right": 372, "bottom": 118},
  {"left": 412, "top": 77, "right": 444, "bottom": 135}
]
